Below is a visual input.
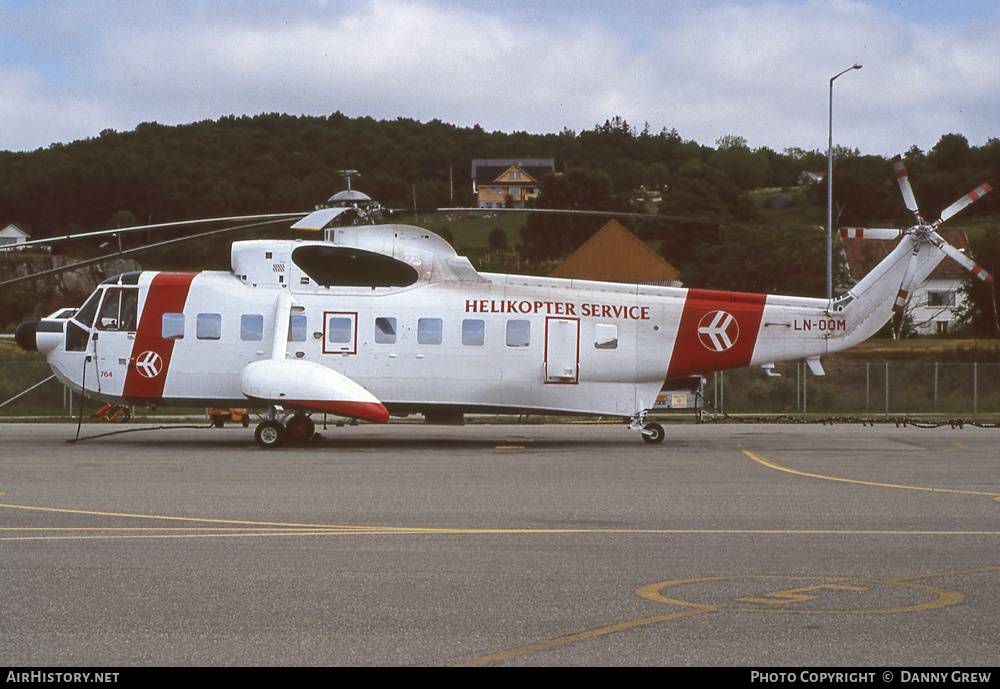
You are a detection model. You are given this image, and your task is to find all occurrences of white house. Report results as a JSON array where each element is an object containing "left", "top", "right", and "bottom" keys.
[{"left": 0, "top": 224, "right": 30, "bottom": 250}]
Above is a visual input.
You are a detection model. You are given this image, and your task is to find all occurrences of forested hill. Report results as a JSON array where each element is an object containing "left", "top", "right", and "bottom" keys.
[{"left": 3, "top": 111, "right": 996, "bottom": 241}]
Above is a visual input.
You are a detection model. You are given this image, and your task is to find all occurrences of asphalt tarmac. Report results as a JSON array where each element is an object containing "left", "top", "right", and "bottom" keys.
[{"left": 1, "top": 421, "right": 998, "bottom": 666}]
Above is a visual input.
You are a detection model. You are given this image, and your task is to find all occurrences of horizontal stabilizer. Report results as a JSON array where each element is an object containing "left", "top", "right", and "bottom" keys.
[
  {"left": 241, "top": 359, "right": 388, "bottom": 423},
  {"left": 805, "top": 357, "right": 825, "bottom": 376}
]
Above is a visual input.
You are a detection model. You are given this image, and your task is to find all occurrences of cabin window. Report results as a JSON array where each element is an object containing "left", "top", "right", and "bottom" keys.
[
  {"left": 417, "top": 318, "right": 443, "bottom": 345},
  {"left": 505, "top": 320, "right": 530, "bottom": 348},
  {"left": 241, "top": 314, "right": 264, "bottom": 341},
  {"left": 162, "top": 313, "right": 185, "bottom": 340},
  {"left": 594, "top": 324, "right": 618, "bottom": 350},
  {"left": 196, "top": 313, "right": 222, "bottom": 340},
  {"left": 288, "top": 314, "right": 307, "bottom": 342},
  {"left": 462, "top": 319, "right": 485, "bottom": 346},
  {"left": 375, "top": 317, "right": 397, "bottom": 344},
  {"left": 327, "top": 317, "right": 353, "bottom": 343}
]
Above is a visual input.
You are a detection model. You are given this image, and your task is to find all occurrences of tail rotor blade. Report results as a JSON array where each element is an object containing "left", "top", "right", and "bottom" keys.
[
  {"left": 934, "top": 184, "right": 993, "bottom": 227},
  {"left": 891, "top": 154, "right": 921, "bottom": 220},
  {"left": 840, "top": 228, "right": 903, "bottom": 241}
]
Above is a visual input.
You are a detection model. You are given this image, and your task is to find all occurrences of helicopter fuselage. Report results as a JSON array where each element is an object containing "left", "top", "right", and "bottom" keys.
[{"left": 18, "top": 220, "right": 948, "bottom": 444}]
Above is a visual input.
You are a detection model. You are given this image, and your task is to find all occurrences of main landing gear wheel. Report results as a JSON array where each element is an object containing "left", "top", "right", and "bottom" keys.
[
  {"left": 285, "top": 413, "right": 315, "bottom": 442},
  {"left": 254, "top": 420, "right": 285, "bottom": 449},
  {"left": 641, "top": 422, "right": 665, "bottom": 444}
]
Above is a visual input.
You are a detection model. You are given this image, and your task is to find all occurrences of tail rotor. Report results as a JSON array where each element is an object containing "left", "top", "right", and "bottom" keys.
[{"left": 842, "top": 155, "right": 993, "bottom": 315}]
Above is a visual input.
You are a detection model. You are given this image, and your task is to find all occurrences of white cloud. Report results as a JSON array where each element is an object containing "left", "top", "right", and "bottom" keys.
[{"left": 0, "top": 0, "right": 996, "bottom": 154}]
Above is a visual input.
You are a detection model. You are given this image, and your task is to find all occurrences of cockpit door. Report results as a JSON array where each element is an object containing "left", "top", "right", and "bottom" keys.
[{"left": 92, "top": 288, "right": 139, "bottom": 397}]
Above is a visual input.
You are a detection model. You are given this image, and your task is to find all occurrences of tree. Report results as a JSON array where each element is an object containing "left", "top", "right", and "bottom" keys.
[
  {"left": 488, "top": 227, "right": 508, "bottom": 251},
  {"left": 518, "top": 168, "right": 634, "bottom": 262},
  {"left": 105, "top": 210, "right": 138, "bottom": 229},
  {"left": 958, "top": 228, "right": 1000, "bottom": 337},
  {"left": 808, "top": 154, "right": 898, "bottom": 226}
]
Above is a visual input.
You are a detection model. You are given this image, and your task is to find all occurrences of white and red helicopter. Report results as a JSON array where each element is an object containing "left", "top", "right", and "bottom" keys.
[{"left": 12, "top": 159, "right": 993, "bottom": 447}]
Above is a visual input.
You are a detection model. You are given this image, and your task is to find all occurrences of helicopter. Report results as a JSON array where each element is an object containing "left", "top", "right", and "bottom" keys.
[{"left": 11, "top": 161, "right": 993, "bottom": 448}]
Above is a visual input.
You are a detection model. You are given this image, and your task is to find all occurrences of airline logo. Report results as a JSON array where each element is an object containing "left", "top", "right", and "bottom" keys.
[
  {"left": 123, "top": 272, "right": 196, "bottom": 399},
  {"left": 666, "top": 289, "right": 767, "bottom": 378},
  {"left": 135, "top": 351, "right": 163, "bottom": 378},
  {"left": 697, "top": 310, "right": 739, "bottom": 352}
]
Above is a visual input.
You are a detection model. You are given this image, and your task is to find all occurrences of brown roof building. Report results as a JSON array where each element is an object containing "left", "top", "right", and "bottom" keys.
[{"left": 548, "top": 220, "right": 681, "bottom": 286}]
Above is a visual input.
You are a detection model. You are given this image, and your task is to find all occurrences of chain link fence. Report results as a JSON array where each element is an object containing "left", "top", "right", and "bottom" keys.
[{"left": 700, "top": 360, "right": 1000, "bottom": 420}]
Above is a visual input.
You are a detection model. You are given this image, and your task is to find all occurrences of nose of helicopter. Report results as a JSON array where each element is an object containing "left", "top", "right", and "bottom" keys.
[
  {"left": 15, "top": 319, "right": 64, "bottom": 354},
  {"left": 14, "top": 320, "right": 39, "bottom": 352}
]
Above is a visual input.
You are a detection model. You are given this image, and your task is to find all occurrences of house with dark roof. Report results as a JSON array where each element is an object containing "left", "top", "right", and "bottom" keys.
[
  {"left": 472, "top": 158, "right": 554, "bottom": 209},
  {"left": 841, "top": 228, "right": 970, "bottom": 335}
]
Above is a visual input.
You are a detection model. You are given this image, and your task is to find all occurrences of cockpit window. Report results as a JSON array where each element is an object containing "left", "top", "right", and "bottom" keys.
[
  {"left": 73, "top": 291, "right": 102, "bottom": 329},
  {"left": 97, "top": 289, "right": 138, "bottom": 331}
]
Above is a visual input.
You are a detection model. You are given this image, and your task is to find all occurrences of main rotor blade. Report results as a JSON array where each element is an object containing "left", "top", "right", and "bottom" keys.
[
  {"left": 0, "top": 217, "right": 292, "bottom": 288},
  {"left": 0, "top": 211, "right": 307, "bottom": 252},
  {"left": 933, "top": 184, "right": 993, "bottom": 227},
  {"left": 929, "top": 230, "right": 994, "bottom": 284},
  {"left": 840, "top": 228, "right": 903, "bottom": 241},
  {"left": 436, "top": 207, "right": 823, "bottom": 232},
  {"left": 891, "top": 154, "right": 921, "bottom": 220}
]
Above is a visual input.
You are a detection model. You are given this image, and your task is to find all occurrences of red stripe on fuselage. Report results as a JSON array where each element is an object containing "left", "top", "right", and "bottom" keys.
[
  {"left": 123, "top": 272, "right": 196, "bottom": 401},
  {"left": 666, "top": 288, "right": 767, "bottom": 378}
]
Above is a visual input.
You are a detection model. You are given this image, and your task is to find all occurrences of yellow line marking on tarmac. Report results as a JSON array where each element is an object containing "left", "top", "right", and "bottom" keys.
[
  {"left": 453, "top": 606, "right": 717, "bottom": 667},
  {"left": 3, "top": 499, "right": 999, "bottom": 664},
  {"left": 6, "top": 501, "right": 1000, "bottom": 541},
  {"left": 637, "top": 575, "right": 965, "bottom": 615},
  {"left": 740, "top": 448, "right": 1000, "bottom": 500},
  {"left": 5, "top": 500, "right": 1000, "bottom": 541},
  {"left": 461, "top": 566, "right": 1000, "bottom": 666}
]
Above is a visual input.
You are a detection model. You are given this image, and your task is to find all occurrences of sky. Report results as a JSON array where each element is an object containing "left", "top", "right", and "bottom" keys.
[{"left": 1, "top": 0, "right": 997, "bottom": 156}]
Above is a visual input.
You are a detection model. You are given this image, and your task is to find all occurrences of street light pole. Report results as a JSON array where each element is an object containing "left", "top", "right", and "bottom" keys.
[{"left": 827, "top": 63, "right": 862, "bottom": 300}]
